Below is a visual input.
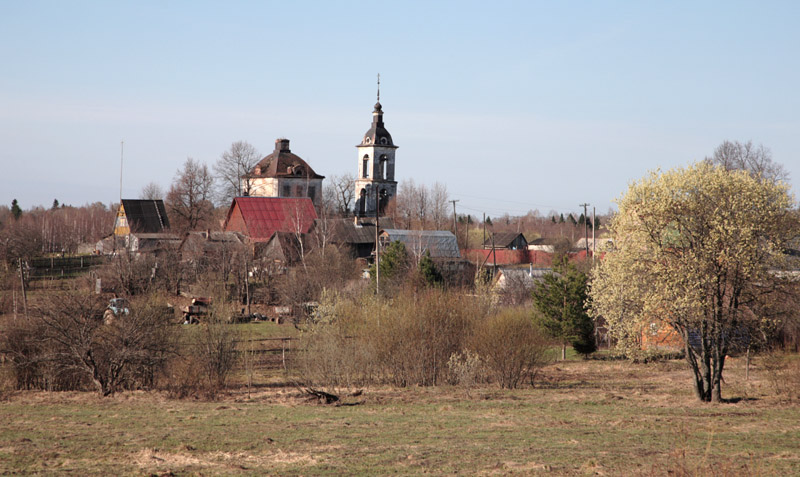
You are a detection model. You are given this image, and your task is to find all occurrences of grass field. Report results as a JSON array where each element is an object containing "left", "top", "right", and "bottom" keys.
[{"left": 2, "top": 353, "right": 799, "bottom": 475}]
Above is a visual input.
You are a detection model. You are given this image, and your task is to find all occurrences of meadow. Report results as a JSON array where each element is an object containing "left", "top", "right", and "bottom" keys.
[{"left": 2, "top": 350, "right": 799, "bottom": 475}]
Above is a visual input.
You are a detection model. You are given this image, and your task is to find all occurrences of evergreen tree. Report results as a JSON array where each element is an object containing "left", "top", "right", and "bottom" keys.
[
  {"left": 568, "top": 213, "right": 577, "bottom": 225},
  {"left": 418, "top": 250, "right": 443, "bottom": 287},
  {"left": 559, "top": 214, "right": 565, "bottom": 223},
  {"left": 551, "top": 215, "right": 557, "bottom": 223},
  {"left": 485, "top": 216, "right": 493, "bottom": 226},
  {"left": 370, "top": 240, "right": 409, "bottom": 291},
  {"left": 52, "top": 199, "right": 59, "bottom": 210},
  {"left": 11, "top": 199, "right": 21, "bottom": 220},
  {"left": 532, "top": 258, "right": 596, "bottom": 359}
]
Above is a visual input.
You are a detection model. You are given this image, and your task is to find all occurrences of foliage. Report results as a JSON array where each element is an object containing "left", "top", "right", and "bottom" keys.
[
  {"left": 418, "top": 250, "right": 443, "bottom": 287},
  {"left": 4, "top": 292, "right": 176, "bottom": 395},
  {"left": 296, "top": 288, "right": 490, "bottom": 389},
  {"left": 532, "top": 258, "right": 596, "bottom": 358},
  {"left": 11, "top": 199, "right": 21, "bottom": 220},
  {"left": 369, "top": 240, "right": 410, "bottom": 293},
  {"left": 704, "top": 139, "right": 787, "bottom": 183},
  {"left": 469, "top": 309, "right": 551, "bottom": 388},
  {"left": 214, "top": 140, "right": 261, "bottom": 205},
  {"left": 590, "top": 162, "right": 799, "bottom": 402},
  {"left": 166, "top": 157, "right": 215, "bottom": 232}
]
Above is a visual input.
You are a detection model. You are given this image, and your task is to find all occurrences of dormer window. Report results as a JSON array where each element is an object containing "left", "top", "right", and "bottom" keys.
[
  {"left": 380, "top": 137, "right": 388, "bottom": 145},
  {"left": 365, "top": 137, "right": 371, "bottom": 144}
]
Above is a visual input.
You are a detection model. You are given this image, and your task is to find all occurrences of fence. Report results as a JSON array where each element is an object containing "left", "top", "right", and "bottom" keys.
[{"left": 27, "top": 255, "right": 108, "bottom": 280}]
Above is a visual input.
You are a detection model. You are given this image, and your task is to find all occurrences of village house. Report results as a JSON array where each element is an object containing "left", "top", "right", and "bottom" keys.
[
  {"left": 223, "top": 196, "right": 317, "bottom": 243},
  {"left": 483, "top": 232, "right": 528, "bottom": 250},
  {"left": 97, "top": 199, "right": 178, "bottom": 254}
]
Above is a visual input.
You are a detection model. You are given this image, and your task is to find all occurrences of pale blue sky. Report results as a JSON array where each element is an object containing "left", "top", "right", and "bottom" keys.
[{"left": 2, "top": 1, "right": 798, "bottom": 218}]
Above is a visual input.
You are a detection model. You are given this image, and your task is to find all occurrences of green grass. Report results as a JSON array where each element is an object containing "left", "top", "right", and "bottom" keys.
[{"left": 2, "top": 357, "right": 799, "bottom": 475}]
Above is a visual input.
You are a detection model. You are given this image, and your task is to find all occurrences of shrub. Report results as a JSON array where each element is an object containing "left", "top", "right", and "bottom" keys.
[
  {"left": 295, "top": 287, "right": 485, "bottom": 388},
  {"left": 3, "top": 292, "right": 176, "bottom": 395},
  {"left": 762, "top": 351, "right": 800, "bottom": 401},
  {"left": 470, "top": 309, "right": 552, "bottom": 388}
]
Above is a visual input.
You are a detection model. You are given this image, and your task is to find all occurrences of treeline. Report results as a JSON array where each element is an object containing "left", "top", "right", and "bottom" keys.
[{"left": 0, "top": 201, "right": 115, "bottom": 264}]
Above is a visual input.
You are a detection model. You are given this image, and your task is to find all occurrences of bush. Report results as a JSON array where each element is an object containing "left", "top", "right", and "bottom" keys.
[
  {"left": 3, "top": 292, "right": 176, "bottom": 395},
  {"left": 295, "top": 287, "right": 487, "bottom": 389},
  {"left": 470, "top": 309, "right": 552, "bottom": 388},
  {"left": 762, "top": 351, "right": 800, "bottom": 401}
]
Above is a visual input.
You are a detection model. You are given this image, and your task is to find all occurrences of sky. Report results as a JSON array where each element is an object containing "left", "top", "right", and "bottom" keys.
[{"left": 2, "top": 1, "right": 799, "bottom": 219}]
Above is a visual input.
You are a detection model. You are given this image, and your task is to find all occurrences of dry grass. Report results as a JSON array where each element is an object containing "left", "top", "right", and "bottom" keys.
[{"left": 1, "top": 356, "right": 799, "bottom": 475}]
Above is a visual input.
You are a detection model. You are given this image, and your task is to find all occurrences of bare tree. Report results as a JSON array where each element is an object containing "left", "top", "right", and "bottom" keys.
[
  {"left": 705, "top": 140, "right": 789, "bottom": 183},
  {"left": 430, "top": 182, "right": 449, "bottom": 230},
  {"left": 323, "top": 173, "right": 356, "bottom": 217},
  {"left": 214, "top": 141, "right": 261, "bottom": 205},
  {"left": 139, "top": 182, "right": 165, "bottom": 200},
  {"left": 166, "top": 158, "right": 215, "bottom": 233}
]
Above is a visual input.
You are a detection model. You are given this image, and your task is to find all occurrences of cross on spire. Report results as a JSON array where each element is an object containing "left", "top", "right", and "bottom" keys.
[{"left": 377, "top": 73, "right": 380, "bottom": 102}]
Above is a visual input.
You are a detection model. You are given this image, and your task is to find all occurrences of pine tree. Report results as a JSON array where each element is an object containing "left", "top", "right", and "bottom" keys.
[
  {"left": 11, "top": 199, "right": 22, "bottom": 220},
  {"left": 52, "top": 199, "right": 59, "bottom": 210},
  {"left": 419, "top": 250, "right": 443, "bottom": 287},
  {"left": 532, "top": 258, "right": 596, "bottom": 359}
]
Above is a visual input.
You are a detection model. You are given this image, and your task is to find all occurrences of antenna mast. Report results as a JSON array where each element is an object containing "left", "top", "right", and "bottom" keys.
[{"left": 119, "top": 140, "right": 124, "bottom": 203}]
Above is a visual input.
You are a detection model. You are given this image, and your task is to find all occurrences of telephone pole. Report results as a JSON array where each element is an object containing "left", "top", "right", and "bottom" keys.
[
  {"left": 450, "top": 200, "right": 460, "bottom": 237},
  {"left": 579, "top": 203, "right": 590, "bottom": 257}
]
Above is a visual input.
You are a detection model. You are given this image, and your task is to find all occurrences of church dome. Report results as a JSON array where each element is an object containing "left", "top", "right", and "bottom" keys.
[
  {"left": 247, "top": 139, "right": 324, "bottom": 179},
  {"left": 360, "top": 102, "right": 395, "bottom": 147}
]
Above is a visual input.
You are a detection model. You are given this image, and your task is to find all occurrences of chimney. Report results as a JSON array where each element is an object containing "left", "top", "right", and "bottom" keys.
[{"left": 275, "top": 138, "right": 290, "bottom": 153}]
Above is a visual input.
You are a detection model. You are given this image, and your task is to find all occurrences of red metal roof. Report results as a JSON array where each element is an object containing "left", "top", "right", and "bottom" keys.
[{"left": 224, "top": 197, "right": 318, "bottom": 242}]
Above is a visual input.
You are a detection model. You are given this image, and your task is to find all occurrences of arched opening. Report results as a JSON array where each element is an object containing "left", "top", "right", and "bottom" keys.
[
  {"left": 379, "top": 155, "right": 388, "bottom": 180},
  {"left": 362, "top": 155, "right": 370, "bottom": 178},
  {"left": 358, "top": 188, "right": 367, "bottom": 216},
  {"left": 379, "top": 188, "right": 389, "bottom": 215}
]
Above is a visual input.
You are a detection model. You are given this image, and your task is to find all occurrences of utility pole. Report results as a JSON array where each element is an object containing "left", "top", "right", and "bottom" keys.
[
  {"left": 579, "top": 203, "right": 590, "bottom": 257},
  {"left": 483, "top": 213, "right": 486, "bottom": 248},
  {"left": 18, "top": 258, "right": 28, "bottom": 318},
  {"left": 592, "top": 207, "right": 597, "bottom": 264},
  {"left": 450, "top": 200, "right": 459, "bottom": 237},
  {"left": 375, "top": 188, "right": 380, "bottom": 295}
]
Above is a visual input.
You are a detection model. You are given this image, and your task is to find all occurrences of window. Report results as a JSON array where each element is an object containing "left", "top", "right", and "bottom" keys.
[
  {"left": 379, "top": 155, "right": 387, "bottom": 180},
  {"left": 282, "top": 185, "right": 290, "bottom": 197},
  {"left": 362, "top": 155, "right": 369, "bottom": 178},
  {"left": 307, "top": 186, "right": 316, "bottom": 199},
  {"left": 380, "top": 137, "right": 388, "bottom": 145}
]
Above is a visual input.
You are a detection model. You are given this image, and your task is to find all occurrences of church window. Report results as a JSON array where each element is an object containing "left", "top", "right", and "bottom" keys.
[
  {"left": 307, "top": 186, "right": 316, "bottom": 199},
  {"left": 282, "top": 185, "right": 290, "bottom": 197},
  {"left": 380, "top": 137, "right": 388, "bottom": 145},
  {"left": 362, "top": 155, "right": 369, "bottom": 178},
  {"left": 379, "top": 155, "right": 388, "bottom": 180}
]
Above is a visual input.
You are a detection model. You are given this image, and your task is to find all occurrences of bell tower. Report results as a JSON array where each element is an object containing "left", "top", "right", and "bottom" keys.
[{"left": 355, "top": 75, "right": 398, "bottom": 217}]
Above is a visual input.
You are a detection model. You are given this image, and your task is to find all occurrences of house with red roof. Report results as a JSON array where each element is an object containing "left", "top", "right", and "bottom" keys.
[{"left": 223, "top": 197, "right": 318, "bottom": 243}]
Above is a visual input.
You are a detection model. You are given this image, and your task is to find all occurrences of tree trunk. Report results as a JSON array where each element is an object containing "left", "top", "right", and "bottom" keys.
[{"left": 561, "top": 343, "right": 567, "bottom": 361}]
